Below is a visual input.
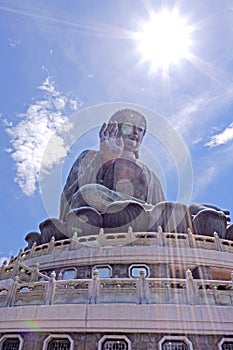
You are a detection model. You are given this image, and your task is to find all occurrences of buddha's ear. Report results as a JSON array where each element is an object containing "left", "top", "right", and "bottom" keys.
[{"left": 135, "top": 150, "right": 139, "bottom": 159}]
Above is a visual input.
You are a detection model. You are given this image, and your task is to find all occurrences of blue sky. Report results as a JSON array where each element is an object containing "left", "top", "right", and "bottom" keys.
[{"left": 1, "top": 0, "right": 233, "bottom": 260}]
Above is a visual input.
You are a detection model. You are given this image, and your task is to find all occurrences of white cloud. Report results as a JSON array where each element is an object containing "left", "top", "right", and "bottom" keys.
[
  {"left": 69, "top": 99, "right": 81, "bottom": 110},
  {"left": 42, "top": 134, "right": 70, "bottom": 169},
  {"left": 5, "top": 75, "right": 82, "bottom": 196},
  {"left": 205, "top": 122, "right": 233, "bottom": 147}
]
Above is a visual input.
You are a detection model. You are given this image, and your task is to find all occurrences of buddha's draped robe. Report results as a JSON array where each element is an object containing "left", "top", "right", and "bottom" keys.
[{"left": 60, "top": 150, "right": 165, "bottom": 220}]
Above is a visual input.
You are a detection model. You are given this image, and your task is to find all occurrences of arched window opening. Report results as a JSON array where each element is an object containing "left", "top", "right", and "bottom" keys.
[
  {"left": 102, "top": 339, "right": 128, "bottom": 350},
  {"left": 98, "top": 336, "right": 131, "bottom": 350},
  {"left": 62, "top": 269, "right": 77, "bottom": 280},
  {"left": 47, "top": 338, "right": 71, "bottom": 350},
  {"left": 159, "top": 336, "right": 192, "bottom": 350},
  {"left": 162, "top": 341, "right": 188, "bottom": 350},
  {"left": 222, "top": 342, "right": 233, "bottom": 350},
  {"left": 129, "top": 264, "right": 149, "bottom": 278},
  {"left": 42, "top": 335, "right": 73, "bottom": 350},
  {"left": 2, "top": 338, "right": 20, "bottom": 350},
  {"left": 93, "top": 265, "right": 112, "bottom": 278}
]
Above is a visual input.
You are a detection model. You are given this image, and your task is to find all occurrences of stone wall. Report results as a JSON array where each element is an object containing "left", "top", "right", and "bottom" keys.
[{"left": 0, "top": 331, "right": 231, "bottom": 350}]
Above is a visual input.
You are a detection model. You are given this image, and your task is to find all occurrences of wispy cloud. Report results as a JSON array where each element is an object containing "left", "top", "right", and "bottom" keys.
[
  {"left": 171, "top": 82, "right": 233, "bottom": 142},
  {"left": 205, "top": 122, "right": 233, "bottom": 147},
  {"left": 192, "top": 140, "right": 233, "bottom": 201},
  {"left": 192, "top": 136, "right": 203, "bottom": 145},
  {"left": 171, "top": 96, "right": 209, "bottom": 135},
  {"left": 8, "top": 38, "right": 21, "bottom": 48},
  {"left": 4, "top": 74, "right": 82, "bottom": 196},
  {"left": 193, "top": 163, "right": 217, "bottom": 198}
]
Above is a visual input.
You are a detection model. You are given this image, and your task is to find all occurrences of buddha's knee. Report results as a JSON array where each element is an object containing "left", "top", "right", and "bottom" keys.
[
  {"left": 70, "top": 185, "right": 91, "bottom": 208},
  {"left": 70, "top": 184, "right": 107, "bottom": 209}
]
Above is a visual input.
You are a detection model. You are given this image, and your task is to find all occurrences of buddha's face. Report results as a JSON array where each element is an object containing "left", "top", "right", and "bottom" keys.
[
  {"left": 109, "top": 109, "right": 147, "bottom": 156},
  {"left": 117, "top": 122, "right": 145, "bottom": 153}
]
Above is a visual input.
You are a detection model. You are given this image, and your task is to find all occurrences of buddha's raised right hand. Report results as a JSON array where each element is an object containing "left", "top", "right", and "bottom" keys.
[{"left": 99, "top": 122, "right": 124, "bottom": 162}]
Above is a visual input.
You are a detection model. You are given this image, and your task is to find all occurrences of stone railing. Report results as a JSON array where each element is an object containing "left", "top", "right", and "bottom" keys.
[
  {"left": 8, "top": 228, "right": 233, "bottom": 264},
  {"left": 0, "top": 269, "right": 233, "bottom": 308},
  {"left": 0, "top": 260, "right": 49, "bottom": 283}
]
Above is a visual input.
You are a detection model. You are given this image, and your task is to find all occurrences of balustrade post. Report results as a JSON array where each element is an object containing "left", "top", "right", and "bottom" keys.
[
  {"left": 97, "top": 228, "right": 105, "bottom": 246},
  {"left": 137, "top": 270, "right": 149, "bottom": 304},
  {"left": 127, "top": 226, "right": 136, "bottom": 244},
  {"left": 70, "top": 232, "right": 83, "bottom": 250},
  {"left": 5, "top": 276, "right": 19, "bottom": 307},
  {"left": 231, "top": 271, "right": 233, "bottom": 288},
  {"left": 30, "top": 263, "right": 40, "bottom": 282},
  {"left": 158, "top": 226, "right": 165, "bottom": 247},
  {"left": 57, "top": 271, "right": 63, "bottom": 280},
  {"left": 187, "top": 228, "right": 195, "bottom": 248},
  {"left": 31, "top": 242, "right": 37, "bottom": 256},
  {"left": 48, "top": 236, "right": 55, "bottom": 253},
  {"left": 18, "top": 249, "right": 23, "bottom": 259},
  {"left": 185, "top": 269, "right": 198, "bottom": 305},
  {"left": 164, "top": 283, "right": 171, "bottom": 303},
  {"left": 213, "top": 285, "right": 220, "bottom": 304},
  {"left": 88, "top": 269, "right": 99, "bottom": 304},
  {"left": 214, "top": 232, "right": 223, "bottom": 252},
  {"left": 12, "top": 254, "right": 22, "bottom": 279},
  {"left": 70, "top": 232, "right": 78, "bottom": 250},
  {"left": 0, "top": 260, "right": 8, "bottom": 280},
  {"left": 45, "top": 271, "right": 56, "bottom": 305}
]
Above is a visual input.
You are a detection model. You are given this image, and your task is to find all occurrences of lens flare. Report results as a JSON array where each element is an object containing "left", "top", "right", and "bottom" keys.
[{"left": 23, "top": 319, "right": 40, "bottom": 330}]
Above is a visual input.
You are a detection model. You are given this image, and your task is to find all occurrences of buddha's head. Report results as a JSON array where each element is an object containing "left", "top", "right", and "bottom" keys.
[{"left": 109, "top": 109, "right": 147, "bottom": 158}]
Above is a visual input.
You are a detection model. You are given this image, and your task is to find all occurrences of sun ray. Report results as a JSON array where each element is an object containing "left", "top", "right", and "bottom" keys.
[
  {"left": 187, "top": 53, "right": 233, "bottom": 88},
  {"left": 0, "top": 5, "right": 132, "bottom": 39}
]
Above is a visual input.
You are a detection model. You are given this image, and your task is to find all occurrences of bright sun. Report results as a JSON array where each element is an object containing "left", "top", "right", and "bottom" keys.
[{"left": 135, "top": 9, "right": 193, "bottom": 73}]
